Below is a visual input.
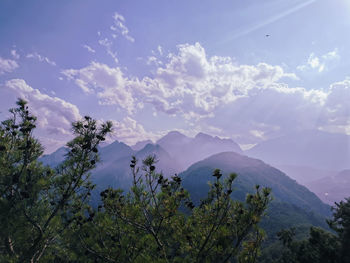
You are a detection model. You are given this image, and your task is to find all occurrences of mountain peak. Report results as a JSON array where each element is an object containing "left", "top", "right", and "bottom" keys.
[
  {"left": 131, "top": 140, "right": 153, "bottom": 151},
  {"left": 195, "top": 132, "right": 212, "bottom": 140},
  {"left": 103, "top": 140, "right": 130, "bottom": 150},
  {"left": 165, "top": 131, "right": 187, "bottom": 138},
  {"left": 137, "top": 143, "right": 169, "bottom": 158},
  {"left": 141, "top": 143, "right": 158, "bottom": 151},
  {"left": 156, "top": 131, "right": 190, "bottom": 145},
  {"left": 181, "top": 151, "right": 331, "bottom": 217},
  {"left": 99, "top": 140, "right": 134, "bottom": 163},
  {"left": 39, "top": 146, "right": 68, "bottom": 167}
]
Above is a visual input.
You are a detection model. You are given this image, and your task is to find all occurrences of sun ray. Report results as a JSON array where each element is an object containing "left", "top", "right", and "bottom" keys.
[{"left": 223, "top": 0, "right": 317, "bottom": 42}]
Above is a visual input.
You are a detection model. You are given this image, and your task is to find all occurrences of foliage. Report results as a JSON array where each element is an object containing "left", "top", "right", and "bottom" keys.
[
  {"left": 267, "top": 197, "right": 350, "bottom": 263},
  {"left": 68, "top": 159, "right": 271, "bottom": 263},
  {"left": 328, "top": 198, "right": 350, "bottom": 262},
  {"left": 0, "top": 99, "right": 112, "bottom": 262}
]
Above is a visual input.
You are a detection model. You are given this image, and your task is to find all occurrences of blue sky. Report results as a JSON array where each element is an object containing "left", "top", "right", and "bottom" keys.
[{"left": 1, "top": 0, "right": 350, "bottom": 152}]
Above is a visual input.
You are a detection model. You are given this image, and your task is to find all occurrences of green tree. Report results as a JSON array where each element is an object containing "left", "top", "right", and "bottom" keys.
[
  {"left": 328, "top": 198, "right": 350, "bottom": 262},
  {"left": 276, "top": 227, "right": 339, "bottom": 263},
  {"left": 0, "top": 99, "right": 112, "bottom": 262},
  {"left": 72, "top": 157, "right": 272, "bottom": 263},
  {"left": 273, "top": 198, "right": 350, "bottom": 263}
]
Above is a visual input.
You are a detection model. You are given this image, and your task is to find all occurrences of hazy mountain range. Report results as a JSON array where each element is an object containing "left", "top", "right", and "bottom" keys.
[
  {"left": 40, "top": 132, "right": 333, "bottom": 243},
  {"left": 40, "top": 131, "right": 243, "bottom": 189},
  {"left": 305, "top": 169, "right": 350, "bottom": 205},
  {"left": 40, "top": 129, "right": 350, "bottom": 205},
  {"left": 156, "top": 131, "right": 242, "bottom": 170},
  {"left": 246, "top": 130, "right": 350, "bottom": 173},
  {"left": 245, "top": 129, "right": 350, "bottom": 204}
]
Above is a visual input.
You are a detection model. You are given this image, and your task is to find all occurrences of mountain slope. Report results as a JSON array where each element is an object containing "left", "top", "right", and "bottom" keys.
[
  {"left": 131, "top": 140, "right": 153, "bottom": 151},
  {"left": 180, "top": 151, "right": 331, "bottom": 217},
  {"left": 179, "top": 151, "right": 331, "bottom": 245},
  {"left": 39, "top": 147, "right": 68, "bottom": 167},
  {"left": 135, "top": 143, "right": 181, "bottom": 176},
  {"left": 99, "top": 140, "right": 134, "bottom": 164},
  {"left": 90, "top": 143, "right": 179, "bottom": 191}
]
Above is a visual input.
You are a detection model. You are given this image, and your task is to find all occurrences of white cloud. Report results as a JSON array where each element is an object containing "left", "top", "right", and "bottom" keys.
[
  {"left": 208, "top": 84, "right": 327, "bottom": 143},
  {"left": 250, "top": 129, "right": 265, "bottom": 139},
  {"left": 2, "top": 79, "right": 161, "bottom": 152},
  {"left": 146, "top": 43, "right": 297, "bottom": 117},
  {"left": 111, "top": 12, "right": 135, "bottom": 42},
  {"left": 297, "top": 48, "right": 339, "bottom": 73},
  {"left": 62, "top": 43, "right": 350, "bottom": 144},
  {"left": 0, "top": 57, "right": 18, "bottom": 75},
  {"left": 322, "top": 48, "right": 339, "bottom": 60},
  {"left": 94, "top": 12, "right": 134, "bottom": 63},
  {"left": 106, "top": 117, "right": 161, "bottom": 145},
  {"left": 202, "top": 76, "right": 350, "bottom": 144},
  {"left": 321, "top": 78, "right": 350, "bottom": 133},
  {"left": 98, "top": 38, "right": 118, "bottom": 64},
  {"left": 63, "top": 43, "right": 296, "bottom": 118},
  {"left": 83, "top": 44, "right": 96, "bottom": 53},
  {"left": 11, "top": 50, "right": 20, "bottom": 59},
  {"left": 146, "top": 56, "right": 163, "bottom": 66},
  {"left": 62, "top": 62, "right": 135, "bottom": 113},
  {"left": 157, "top": 45, "right": 163, "bottom": 56},
  {"left": 26, "top": 52, "right": 56, "bottom": 66},
  {"left": 4, "top": 79, "right": 81, "bottom": 152}
]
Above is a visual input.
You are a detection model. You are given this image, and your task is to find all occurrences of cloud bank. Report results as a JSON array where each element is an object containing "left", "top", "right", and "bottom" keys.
[
  {"left": 63, "top": 43, "right": 296, "bottom": 117},
  {"left": 3, "top": 79, "right": 159, "bottom": 152},
  {"left": 62, "top": 43, "right": 350, "bottom": 144}
]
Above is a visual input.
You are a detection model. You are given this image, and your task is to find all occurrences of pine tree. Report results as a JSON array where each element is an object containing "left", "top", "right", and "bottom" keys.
[
  {"left": 72, "top": 157, "right": 271, "bottom": 262},
  {"left": 0, "top": 99, "right": 112, "bottom": 262}
]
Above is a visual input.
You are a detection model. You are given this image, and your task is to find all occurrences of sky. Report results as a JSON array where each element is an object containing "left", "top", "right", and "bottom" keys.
[{"left": 1, "top": 0, "right": 350, "bottom": 153}]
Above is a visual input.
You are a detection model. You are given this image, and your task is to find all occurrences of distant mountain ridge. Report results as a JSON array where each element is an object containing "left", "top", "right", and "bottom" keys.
[
  {"left": 41, "top": 130, "right": 350, "bottom": 205},
  {"left": 40, "top": 134, "right": 332, "bottom": 241},
  {"left": 99, "top": 140, "right": 134, "bottom": 163},
  {"left": 40, "top": 131, "right": 242, "bottom": 189},
  {"left": 246, "top": 130, "right": 350, "bottom": 171},
  {"left": 131, "top": 140, "right": 153, "bottom": 151},
  {"left": 157, "top": 131, "right": 242, "bottom": 170},
  {"left": 40, "top": 147, "right": 68, "bottom": 167},
  {"left": 306, "top": 169, "right": 350, "bottom": 205},
  {"left": 245, "top": 129, "right": 350, "bottom": 203},
  {"left": 275, "top": 165, "right": 336, "bottom": 185}
]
